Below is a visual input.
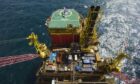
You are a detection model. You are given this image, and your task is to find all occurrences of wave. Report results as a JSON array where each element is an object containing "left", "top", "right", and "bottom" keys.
[{"left": 98, "top": 0, "right": 140, "bottom": 82}]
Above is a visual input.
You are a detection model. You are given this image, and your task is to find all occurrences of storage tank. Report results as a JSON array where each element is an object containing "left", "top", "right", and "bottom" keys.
[{"left": 46, "top": 8, "right": 82, "bottom": 48}]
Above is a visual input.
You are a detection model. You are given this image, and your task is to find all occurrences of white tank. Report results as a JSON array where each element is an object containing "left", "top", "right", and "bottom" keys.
[
  {"left": 68, "top": 55, "right": 72, "bottom": 60},
  {"left": 74, "top": 54, "right": 78, "bottom": 61},
  {"left": 51, "top": 79, "right": 55, "bottom": 84}
]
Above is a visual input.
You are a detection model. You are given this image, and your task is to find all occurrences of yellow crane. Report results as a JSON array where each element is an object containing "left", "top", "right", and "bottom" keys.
[
  {"left": 26, "top": 32, "right": 51, "bottom": 58},
  {"left": 98, "top": 53, "right": 129, "bottom": 73}
]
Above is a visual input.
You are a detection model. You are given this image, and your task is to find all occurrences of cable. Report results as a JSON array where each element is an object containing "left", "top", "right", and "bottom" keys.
[{"left": 0, "top": 54, "right": 38, "bottom": 68}]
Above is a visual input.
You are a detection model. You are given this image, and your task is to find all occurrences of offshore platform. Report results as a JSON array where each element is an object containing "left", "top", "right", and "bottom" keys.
[
  {"left": 26, "top": 6, "right": 128, "bottom": 84},
  {"left": 0, "top": 5, "right": 139, "bottom": 84}
]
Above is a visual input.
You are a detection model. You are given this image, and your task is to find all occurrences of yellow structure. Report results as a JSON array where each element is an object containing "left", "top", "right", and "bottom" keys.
[
  {"left": 26, "top": 32, "right": 50, "bottom": 58},
  {"left": 98, "top": 53, "right": 128, "bottom": 73},
  {"left": 80, "top": 6, "right": 100, "bottom": 47},
  {"left": 109, "top": 53, "right": 129, "bottom": 72}
]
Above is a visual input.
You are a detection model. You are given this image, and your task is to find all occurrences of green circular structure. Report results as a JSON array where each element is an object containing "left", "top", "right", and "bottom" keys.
[{"left": 47, "top": 9, "right": 81, "bottom": 29}]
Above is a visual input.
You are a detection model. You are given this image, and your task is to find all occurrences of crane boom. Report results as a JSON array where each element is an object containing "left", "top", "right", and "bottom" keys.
[
  {"left": 98, "top": 53, "right": 129, "bottom": 73},
  {"left": 26, "top": 32, "right": 51, "bottom": 58}
]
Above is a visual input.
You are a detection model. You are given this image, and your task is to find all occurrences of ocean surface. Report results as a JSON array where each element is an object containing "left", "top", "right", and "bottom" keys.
[{"left": 0, "top": 0, "right": 139, "bottom": 84}]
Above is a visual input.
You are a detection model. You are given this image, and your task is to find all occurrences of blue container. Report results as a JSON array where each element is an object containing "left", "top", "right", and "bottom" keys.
[
  {"left": 83, "top": 59, "right": 92, "bottom": 64},
  {"left": 82, "top": 56, "right": 95, "bottom": 60},
  {"left": 75, "top": 66, "right": 81, "bottom": 71},
  {"left": 81, "top": 67, "right": 93, "bottom": 72},
  {"left": 49, "top": 52, "right": 57, "bottom": 62}
]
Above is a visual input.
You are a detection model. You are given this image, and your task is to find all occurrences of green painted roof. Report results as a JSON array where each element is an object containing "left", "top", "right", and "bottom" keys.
[{"left": 48, "top": 9, "right": 80, "bottom": 29}]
